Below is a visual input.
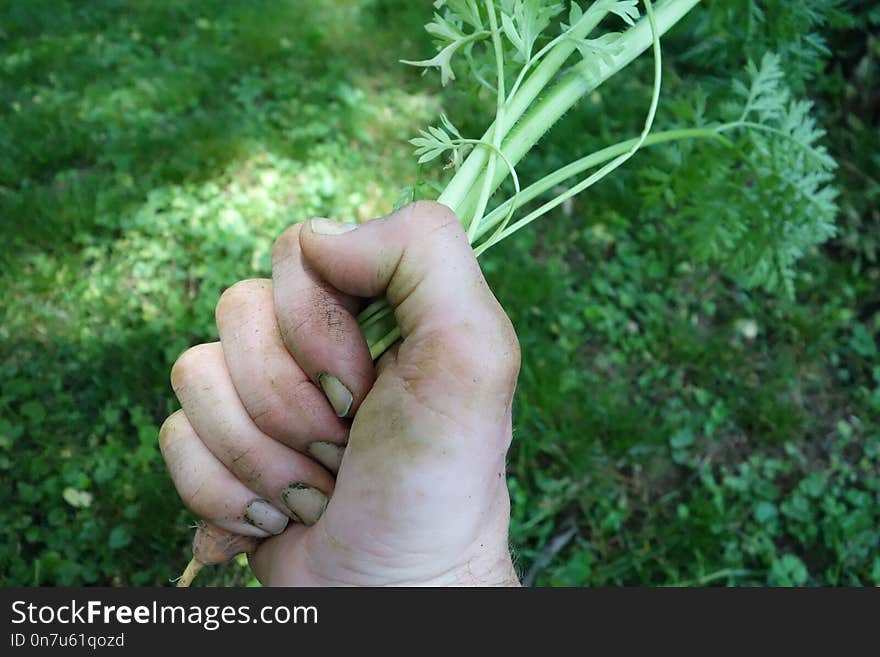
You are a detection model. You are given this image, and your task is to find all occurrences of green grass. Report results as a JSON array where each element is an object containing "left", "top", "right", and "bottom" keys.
[{"left": 1, "top": 0, "right": 878, "bottom": 586}]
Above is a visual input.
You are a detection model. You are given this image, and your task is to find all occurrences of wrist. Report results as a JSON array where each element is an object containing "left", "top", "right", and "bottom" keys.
[{"left": 429, "top": 548, "right": 520, "bottom": 587}]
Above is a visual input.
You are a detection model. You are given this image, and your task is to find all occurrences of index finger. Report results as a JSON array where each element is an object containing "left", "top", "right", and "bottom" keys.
[{"left": 271, "top": 222, "right": 376, "bottom": 418}]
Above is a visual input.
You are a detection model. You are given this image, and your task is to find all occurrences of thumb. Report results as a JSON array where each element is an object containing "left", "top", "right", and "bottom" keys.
[
  {"left": 298, "top": 201, "right": 520, "bottom": 397},
  {"left": 299, "top": 202, "right": 518, "bottom": 580}
]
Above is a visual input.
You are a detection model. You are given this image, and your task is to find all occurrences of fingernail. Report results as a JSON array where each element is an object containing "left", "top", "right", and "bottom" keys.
[
  {"left": 245, "top": 499, "right": 289, "bottom": 535},
  {"left": 309, "top": 218, "right": 357, "bottom": 235},
  {"left": 318, "top": 372, "right": 353, "bottom": 417},
  {"left": 307, "top": 441, "right": 345, "bottom": 474},
  {"left": 282, "top": 484, "right": 329, "bottom": 526}
]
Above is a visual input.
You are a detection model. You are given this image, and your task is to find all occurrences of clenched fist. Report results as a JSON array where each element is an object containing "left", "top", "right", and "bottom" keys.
[{"left": 159, "top": 202, "right": 521, "bottom": 586}]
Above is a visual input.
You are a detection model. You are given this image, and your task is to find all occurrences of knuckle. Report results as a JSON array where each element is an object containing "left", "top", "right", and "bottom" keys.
[
  {"left": 471, "top": 314, "right": 520, "bottom": 388},
  {"left": 491, "top": 320, "right": 521, "bottom": 387},
  {"left": 170, "top": 342, "right": 220, "bottom": 392},
  {"left": 478, "top": 345, "right": 520, "bottom": 391},
  {"left": 271, "top": 223, "right": 303, "bottom": 266},
  {"left": 401, "top": 200, "right": 461, "bottom": 232},
  {"left": 495, "top": 312, "right": 521, "bottom": 379},
  {"left": 158, "top": 409, "right": 187, "bottom": 449},
  {"left": 419, "top": 315, "right": 519, "bottom": 392},
  {"left": 216, "top": 278, "right": 269, "bottom": 322},
  {"left": 472, "top": 294, "right": 521, "bottom": 386}
]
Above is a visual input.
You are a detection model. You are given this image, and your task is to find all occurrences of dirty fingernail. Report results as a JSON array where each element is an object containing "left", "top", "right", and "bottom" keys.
[
  {"left": 282, "top": 484, "right": 329, "bottom": 526},
  {"left": 245, "top": 499, "right": 289, "bottom": 535},
  {"left": 307, "top": 441, "right": 345, "bottom": 474},
  {"left": 309, "top": 218, "right": 357, "bottom": 235},
  {"left": 318, "top": 372, "right": 353, "bottom": 417}
]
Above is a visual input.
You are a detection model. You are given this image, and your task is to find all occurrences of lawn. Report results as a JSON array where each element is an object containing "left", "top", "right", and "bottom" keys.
[{"left": 1, "top": 0, "right": 878, "bottom": 586}]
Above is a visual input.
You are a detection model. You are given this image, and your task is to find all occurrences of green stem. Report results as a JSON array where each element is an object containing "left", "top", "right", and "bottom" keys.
[
  {"left": 361, "top": 0, "right": 703, "bottom": 360},
  {"left": 451, "top": 139, "right": 521, "bottom": 198},
  {"left": 505, "top": 1, "right": 607, "bottom": 103},
  {"left": 477, "top": 0, "right": 662, "bottom": 255},
  {"left": 474, "top": 128, "right": 732, "bottom": 242},
  {"left": 357, "top": 298, "right": 390, "bottom": 323},
  {"left": 718, "top": 120, "right": 836, "bottom": 167},
  {"left": 450, "top": 0, "right": 702, "bottom": 223},
  {"left": 438, "top": 3, "right": 614, "bottom": 216},
  {"left": 368, "top": 325, "right": 401, "bottom": 360},
  {"left": 360, "top": 304, "right": 394, "bottom": 330},
  {"left": 469, "top": 0, "right": 506, "bottom": 241}
]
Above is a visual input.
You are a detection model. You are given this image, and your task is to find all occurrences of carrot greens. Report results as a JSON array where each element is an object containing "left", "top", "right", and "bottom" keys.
[{"left": 357, "top": 0, "right": 837, "bottom": 358}]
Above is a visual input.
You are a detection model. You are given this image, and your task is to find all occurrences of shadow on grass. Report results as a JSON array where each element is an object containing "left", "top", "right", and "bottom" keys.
[
  {"left": 0, "top": 0, "right": 431, "bottom": 259},
  {"left": 0, "top": 326, "right": 188, "bottom": 585}
]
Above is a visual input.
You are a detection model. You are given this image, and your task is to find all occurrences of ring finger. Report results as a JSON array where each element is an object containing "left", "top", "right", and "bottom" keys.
[{"left": 159, "top": 410, "right": 286, "bottom": 536}]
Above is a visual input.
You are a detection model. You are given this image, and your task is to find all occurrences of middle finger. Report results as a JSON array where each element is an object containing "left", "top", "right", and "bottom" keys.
[{"left": 215, "top": 278, "right": 349, "bottom": 463}]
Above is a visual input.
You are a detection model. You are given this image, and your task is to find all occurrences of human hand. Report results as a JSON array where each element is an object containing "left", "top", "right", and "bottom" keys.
[{"left": 160, "top": 201, "right": 521, "bottom": 586}]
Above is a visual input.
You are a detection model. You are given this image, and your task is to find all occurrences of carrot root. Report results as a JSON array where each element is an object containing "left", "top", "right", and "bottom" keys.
[
  {"left": 176, "top": 557, "right": 204, "bottom": 587},
  {"left": 175, "top": 523, "right": 262, "bottom": 587}
]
